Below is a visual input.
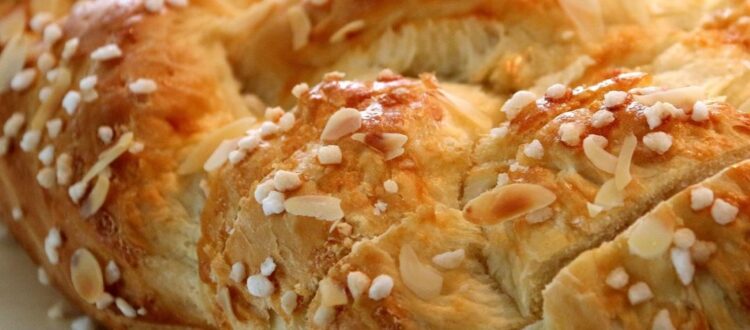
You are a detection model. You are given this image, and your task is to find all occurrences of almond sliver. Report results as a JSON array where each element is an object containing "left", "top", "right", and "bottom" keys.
[
  {"left": 70, "top": 248, "right": 104, "bottom": 304},
  {"left": 400, "top": 244, "right": 443, "bottom": 300},
  {"left": 583, "top": 134, "right": 617, "bottom": 173},
  {"left": 321, "top": 108, "right": 361, "bottom": 141},
  {"left": 463, "top": 183, "right": 556, "bottom": 225},
  {"left": 284, "top": 195, "right": 344, "bottom": 221},
  {"left": 615, "top": 134, "right": 637, "bottom": 190}
]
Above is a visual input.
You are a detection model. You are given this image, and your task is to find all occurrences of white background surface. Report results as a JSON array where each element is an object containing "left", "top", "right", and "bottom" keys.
[{"left": 1, "top": 228, "right": 71, "bottom": 330}]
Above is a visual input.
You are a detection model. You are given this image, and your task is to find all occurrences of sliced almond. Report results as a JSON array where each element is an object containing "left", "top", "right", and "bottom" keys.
[
  {"left": 284, "top": 195, "right": 344, "bottom": 221},
  {"left": 80, "top": 174, "right": 110, "bottom": 218},
  {"left": 31, "top": 67, "right": 71, "bottom": 130},
  {"left": 321, "top": 108, "right": 361, "bottom": 141},
  {"left": 81, "top": 132, "right": 134, "bottom": 184},
  {"left": 319, "top": 277, "right": 347, "bottom": 307},
  {"left": 287, "top": 6, "right": 311, "bottom": 50},
  {"left": 463, "top": 183, "right": 556, "bottom": 225},
  {"left": 179, "top": 117, "right": 257, "bottom": 174},
  {"left": 0, "top": 34, "right": 27, "bottom": 93},
  {"left": 594, "top": 179, "right": 623, "bottom": 209},
  {"left": 399, "top": 245, "right": 443, "bottom": 300},
  {"left": 628, "top": 213, "right": 675, "bottom": 259},
  {"left": 203, "top": 138, "right": 239, "bottom": 173},
  {"left": 70, "top": 248, "right": 104, "bottom": 304},
  {"left": 351, "top": 132, "right": 408, "bottom": 160},
  {"left": 633, "top": 86, "right": 704, "bottom": 108},
  {"left": 615, "top": 134, "right": 637, "bottom": 190},
  {"left": 583, "top": 135, "right": 617, "bottom": 173}
]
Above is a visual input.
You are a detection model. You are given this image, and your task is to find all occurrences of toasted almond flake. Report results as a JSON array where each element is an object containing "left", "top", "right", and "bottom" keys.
[
  {"left": 313, "top": 306, "right": 334, "bottom": 326},
  {"left": 203, "top": 138, "right": 239, "bottom": 172},
  {"left": 627, "top": 282, "right": 653, "bottom": 305},
  {"left": 81, "top": 132, "right": 134, "bottom": 184},
  {"left": 463, "top": 183, "right": 556, "bottom": 225},
  {"left": 432, "top": 249, "right": 465, "bottom": 269},
  {"left": 526, "top": 207, "right": 553, "bottom": 223},
  {"left": 347, "top": 271, "right": 371, "bottom": 299},
  {"left": 31, "top": 68, "right": 71, "bottom": 131},
  {"left": 319, "top": 277, "right": 348, "bottom": 306},
  {"left": 501, "top": 90, "right": 536, "bottom": 120},
  {"left": 0, "top": 35, "right": 28, "bottom": 93},
  {"left": 583, "top": 135, "right": 617, "bottom": 173},
  {"left": 594, "top": 179, "right": 623, "bottom": 209},
  {"left": 633, "top": 86, "right": 704, "bottom": 108},
  {"left": 711, "top": 198, "right": 738, "bottom": 225},
  {"left": 652, "top": 309, "right": 675, "bottom": 330},
  {"left": 352, "top": 132, "right": 408, "bottom": 160},
  {"left": 70, "top": 248, "right": 104, "bottom": 303},
  {"left": 605, "top": 267, "right": 629, "bottom": 289},
  {"left": 321, "top": 108, "right": 361, "bottom": 141},
  {"left": 368, "top": 274, "right": 393, "bottom": 300},
  {"left": 91, "top": 44, "right": 122, "bottom": 61},
  {"left": 288, "top": 6, "right": 311, "bottom": 50},
  {"left": 284, "top": 195, "right": 343, "bottom": 221},
  {"left": 81, "top": 174, "right": 110, "bottom": 218},
  {"left": 559, "top": 0, "right": 604, "bottom": 43},
  {"left": 178, "top": 117, "right": 256, "bottom": 174},
  {"left": 400, "top": 245, "right": 442, "bottom": 300},
  {"left": 615, "top": 134, "right": 637, "bottom": 190},
  {"left": 587, "top": 202, "right": 603, "bottom": 217},
  {"left": 329, "top": 19, "right": 366, "bottom": 43},
  {"left": 628, "top": 214, "right": 674, "bottom": 259},
  {"left": 281, "top": 291, "right": 298, "bottom": 314}
]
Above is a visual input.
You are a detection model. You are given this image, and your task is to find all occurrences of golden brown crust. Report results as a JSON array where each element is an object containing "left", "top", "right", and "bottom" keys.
[{"left": 542, "top": 160, "right": 750, "bottom": 329}]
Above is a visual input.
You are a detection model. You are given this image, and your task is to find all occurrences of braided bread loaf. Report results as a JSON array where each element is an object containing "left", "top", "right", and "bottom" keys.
[{"left": 0, "top": 0, "right": 749, "bottom": 329}]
